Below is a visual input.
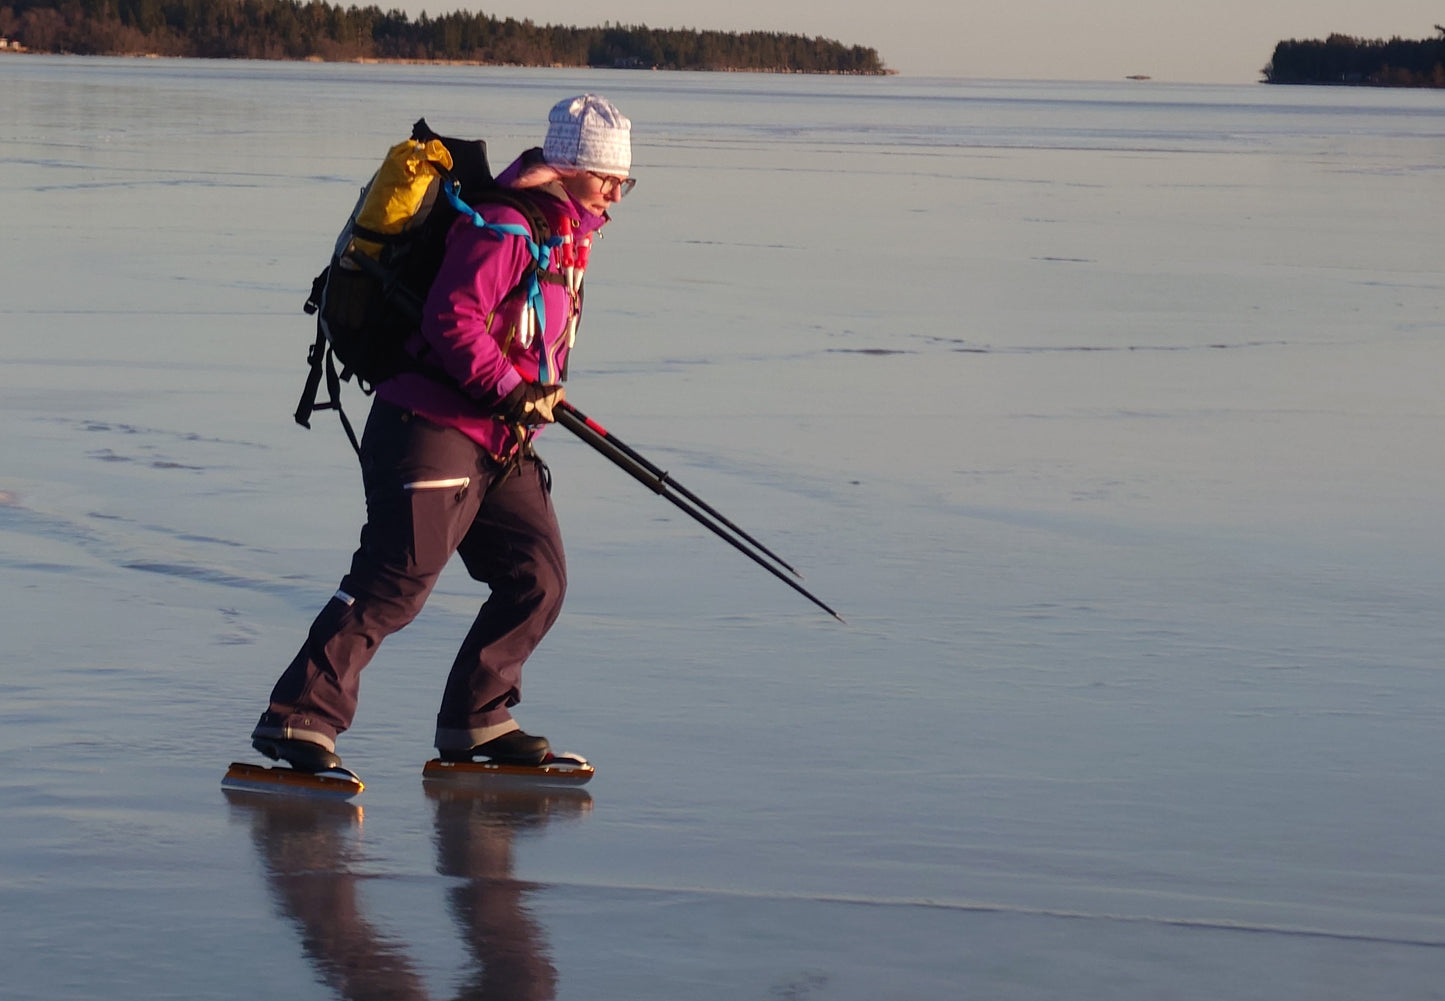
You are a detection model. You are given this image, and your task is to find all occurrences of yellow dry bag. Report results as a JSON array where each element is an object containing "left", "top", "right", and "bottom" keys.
[{"left": 345, "top": 138, "right": 454, "bottom": 261}]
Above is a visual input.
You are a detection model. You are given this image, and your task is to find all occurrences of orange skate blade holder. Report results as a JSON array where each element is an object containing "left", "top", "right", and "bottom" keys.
[
  {"left": 422, "top": 752, "right": 594, "bottom": 787},
  {"left": 222, "top": 761, "right": 365, "bottom": 799}
]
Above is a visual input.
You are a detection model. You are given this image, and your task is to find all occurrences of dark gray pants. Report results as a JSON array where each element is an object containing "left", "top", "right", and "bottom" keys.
[{"left": 253, "top": 400, "right": 566, "bottom": 754}]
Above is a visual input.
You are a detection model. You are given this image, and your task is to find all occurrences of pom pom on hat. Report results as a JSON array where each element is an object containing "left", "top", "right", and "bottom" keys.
[{"left": 543, "top": 94, "right": 632, "bottom": 178}]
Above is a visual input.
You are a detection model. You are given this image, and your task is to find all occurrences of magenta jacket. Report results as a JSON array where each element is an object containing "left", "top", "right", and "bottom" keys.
[{"left": 375, "top": 152, "right": 608, "bottom": 461}]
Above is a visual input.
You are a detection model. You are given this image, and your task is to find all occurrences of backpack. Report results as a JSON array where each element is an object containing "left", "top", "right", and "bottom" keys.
[{"left": 295, "top": 119, "right": 552, "bottom": 453}]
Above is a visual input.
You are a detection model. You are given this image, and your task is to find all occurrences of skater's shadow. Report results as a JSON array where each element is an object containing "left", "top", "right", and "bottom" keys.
[{"left": 226, "top": 781, "right": 592, "bottom": 1001}]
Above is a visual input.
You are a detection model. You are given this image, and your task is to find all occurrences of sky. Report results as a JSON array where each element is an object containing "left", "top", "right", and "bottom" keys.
[{"left": 390, "top": 0, "right": 1445, "bottom": 82}]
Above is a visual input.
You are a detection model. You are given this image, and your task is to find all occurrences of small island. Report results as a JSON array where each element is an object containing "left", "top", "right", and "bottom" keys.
[
  {"left": 1264, "top": 25, "right": 1445, "bottom": 86},
  {"left": 0, "top": 0, "right": 889, "bottom": 73}
]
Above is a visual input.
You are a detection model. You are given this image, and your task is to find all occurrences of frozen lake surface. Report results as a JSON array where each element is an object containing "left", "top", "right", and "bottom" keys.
[{"left": 3, "top": 57, "right": 1445, "bottom": 998}]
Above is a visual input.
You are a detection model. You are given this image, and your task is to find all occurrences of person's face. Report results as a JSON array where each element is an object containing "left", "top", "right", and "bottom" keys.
[{"left": 559, "top": 170, "right": 633, "bottom": 216}]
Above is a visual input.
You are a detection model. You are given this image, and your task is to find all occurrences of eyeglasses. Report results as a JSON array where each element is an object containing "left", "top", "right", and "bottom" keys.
[{"left": 587, "top": 171, "right": 637, "bottom": 198}]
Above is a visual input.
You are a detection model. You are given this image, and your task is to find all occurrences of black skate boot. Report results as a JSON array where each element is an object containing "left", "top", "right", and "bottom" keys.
[
  {"left": 440, "top": 729, "right": 550, "bottom": 766},
  {"left": 252, "top": 736, "right": 344, "bottom": 774}
]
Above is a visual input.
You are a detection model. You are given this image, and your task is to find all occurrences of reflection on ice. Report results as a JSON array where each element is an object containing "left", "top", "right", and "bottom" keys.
[{"left": 227, "top": 784, "right": 591, "bottom": 1001}]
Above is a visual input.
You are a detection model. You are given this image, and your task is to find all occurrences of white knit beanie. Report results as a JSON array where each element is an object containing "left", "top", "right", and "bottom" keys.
[{"left": 542, "top": 94, "right": 632, "bottom": 178}]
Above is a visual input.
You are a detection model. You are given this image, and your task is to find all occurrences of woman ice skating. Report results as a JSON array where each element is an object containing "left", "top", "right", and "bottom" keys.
[{"left": 247, "top": 94, "right": 633, "bottom": 782}]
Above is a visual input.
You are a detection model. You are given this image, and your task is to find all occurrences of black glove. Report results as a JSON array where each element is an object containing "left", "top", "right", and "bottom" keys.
[{"left": 497, "top": 382, "right": 565, "bottom": 425}]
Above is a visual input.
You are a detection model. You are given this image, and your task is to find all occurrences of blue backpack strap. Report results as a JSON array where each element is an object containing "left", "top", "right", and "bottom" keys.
[{"left": 439, "top": 181, "right": 565, "bottom": 380}]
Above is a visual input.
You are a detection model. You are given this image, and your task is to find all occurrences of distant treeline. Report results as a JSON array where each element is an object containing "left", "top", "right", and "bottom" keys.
[
  {"left": 1264, "top": 26, "right": 1445, "bottom": 86},
  {"left": 0, "top": 0, "right": 889, "bottom": 72}
]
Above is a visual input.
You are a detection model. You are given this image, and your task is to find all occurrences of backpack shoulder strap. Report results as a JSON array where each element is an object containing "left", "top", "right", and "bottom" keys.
[
  {"left": 456, "top": 186, "right": 553, "bottom": 248},
  {"left": 440, "top": 184, "right": 561, "bottom": 307}
]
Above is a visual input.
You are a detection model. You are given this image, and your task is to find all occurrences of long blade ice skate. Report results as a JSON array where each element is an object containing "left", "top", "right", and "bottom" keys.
[
  {"left": 222, "top": 762, "right": 365, "bottom": 799},
  {"left": 422, "top": 752, "right": 594, "bottom": 787}
]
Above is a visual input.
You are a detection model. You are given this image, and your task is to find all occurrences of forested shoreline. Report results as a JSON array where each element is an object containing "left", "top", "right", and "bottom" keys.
[
  {"left": 1264, "top": 27, "right": 1445, "bottom": 86},
  {"left": 0, "top": 0, "right": 890, "bottom": 73}
]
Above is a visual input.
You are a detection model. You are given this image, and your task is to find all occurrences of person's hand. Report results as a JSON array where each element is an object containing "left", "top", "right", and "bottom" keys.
[{"left": 498, "top": 382, "right": 565, "bottom": 425}]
